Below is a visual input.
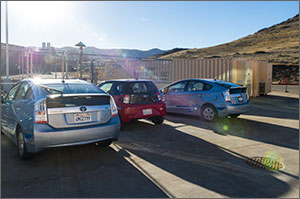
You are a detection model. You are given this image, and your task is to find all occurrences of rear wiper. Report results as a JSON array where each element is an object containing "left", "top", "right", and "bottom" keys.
[{"left": 40, "top": 85, "right": 63, "bottom": 95}]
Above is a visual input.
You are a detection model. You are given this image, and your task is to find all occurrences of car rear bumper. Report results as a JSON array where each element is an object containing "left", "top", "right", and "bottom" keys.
[
  {"left": 27, "top": 116, "right": 120, "bottom": 153},
  {"left": 119, "top": 101, "right": 166, "bottom": 122},
  {"left": 218, "top": 101, "right": 250, "bottom": 117}
]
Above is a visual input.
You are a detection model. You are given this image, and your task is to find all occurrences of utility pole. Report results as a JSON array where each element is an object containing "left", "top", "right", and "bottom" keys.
[
  {"left": 55, "top": 57, "right": 57, "bottom": 79},
  {"left": 90, "top": 60, "right": 94, "bottom": 84},
  {"left": 65, "top": 51, "right": 68, "bottom": 79},
  {"left": 26, "top": 48, "right": 29, "bottom": 77},
  {"left": 30, "top": 50, "right": 33, "bottom": 77},
  {"left": 21, "top": 48, "right": 24, "bottom": 78},
  {"left": 76, "top": 59, "right": 79, "bottom": 79},
  {"left": 62, "top": 51, "right": 65, "bottom": 80},
  {"left": 5, "top": 1, "right": 9, "bottom": 79}
]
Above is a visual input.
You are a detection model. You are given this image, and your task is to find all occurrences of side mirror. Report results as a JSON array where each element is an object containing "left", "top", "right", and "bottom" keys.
[
  {"left": 161, "top": 87, "right": 168, "bottom": 94},
  {"left": 1, "top": 96, "right": 4, "bottom": 104}
]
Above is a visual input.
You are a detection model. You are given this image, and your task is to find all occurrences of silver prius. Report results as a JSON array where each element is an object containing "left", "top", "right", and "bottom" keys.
[
  {"left": 1, "top": 78, "right": 120, "bottom": 160},
  {"left": 160, "top": 79, "right": 250, "bottom": 122}
]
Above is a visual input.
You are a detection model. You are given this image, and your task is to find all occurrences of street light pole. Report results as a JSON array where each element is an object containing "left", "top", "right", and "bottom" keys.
[
  {"left": 75, "top": 42, "right": 86, "bottom": 80},
  {"left": 5, "top": 1, "right": 9, "bottom": 79},
  {"left": 79, "top": 48, "right": 83, "bottom": 79}
]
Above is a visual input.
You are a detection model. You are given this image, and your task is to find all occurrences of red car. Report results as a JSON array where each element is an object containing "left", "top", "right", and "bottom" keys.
[{"left": 98, "top": 79, "right": 166, "bottom": 129}]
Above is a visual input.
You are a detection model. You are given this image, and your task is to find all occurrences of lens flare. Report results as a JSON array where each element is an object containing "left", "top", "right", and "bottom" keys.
[
  {"left": 223, "top": 125, "right": 228, "bottom": 131},
  {"left": 211, "top": 117, "right": 250, "bottom": 136}
]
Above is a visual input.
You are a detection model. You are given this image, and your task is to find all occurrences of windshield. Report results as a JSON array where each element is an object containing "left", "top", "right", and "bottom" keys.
[
  {"left": 42, "top": 83, "right": 104, "bottom": 94},
  {"left": 124, "top": 81, "right": 158, "bottom": 94}
]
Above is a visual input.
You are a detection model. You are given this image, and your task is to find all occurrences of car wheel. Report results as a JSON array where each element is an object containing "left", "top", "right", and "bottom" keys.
[
  {"left": 152, "top": 116, "right": 165, "bottom": 125},
  {"left": 17, "top": 129, "right": 32, "bottom": 160},
  {"left": 229, "top": 114, "right": 240, "bottom": 118},
  {"left": 120, "top": 121, "right": 125, "bottom": 131},
  {"left": 201, "top": 105, "right": 218, "bottom": 122},
  {"left": 98, "top": 140, "right": 112, "bottom": 147}
]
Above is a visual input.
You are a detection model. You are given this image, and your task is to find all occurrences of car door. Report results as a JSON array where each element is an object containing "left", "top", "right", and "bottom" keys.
[
  {"left": 184, "top": 80, "right": 213, "bottom": 115},
  {"left": 110, "top": 82, "right": 124, "bottom": 109},
  {"left": 13, "top": 81, "right": 35, "bottom": 138},
  {"left": 1, "top": 82, "right": 21, "bottom": 138},
  {"left": 164, "top": 81, "right": 188, "bottom": 113}
]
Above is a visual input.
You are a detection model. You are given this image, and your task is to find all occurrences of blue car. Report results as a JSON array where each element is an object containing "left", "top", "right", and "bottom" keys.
[
  {"left": 1, "top": 78, "right": 120, "bottom": 160},
  {"left": 160, "top": 79, "right": 250, "bottom": 122}
]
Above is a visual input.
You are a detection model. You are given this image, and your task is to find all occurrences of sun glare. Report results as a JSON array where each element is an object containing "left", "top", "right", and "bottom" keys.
[{"left": 10, "top": 1, "right": 69, "bottom": 24}]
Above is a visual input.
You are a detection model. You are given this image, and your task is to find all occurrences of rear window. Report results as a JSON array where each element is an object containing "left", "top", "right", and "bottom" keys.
[
  {"left": 47, "top": 95, "right": 110, "bottom": 108},
  {"left": 124, "top": 81, "right": 158, "bottom": 94},
  {"left": 230, "top": 87, "right": 247, "bottom": 94},
  {"left": 42, "top": 83, "right": 104, "bottom": 94},
  {"left": 215, "top": 82, "right": 240, "bottom": 88}
]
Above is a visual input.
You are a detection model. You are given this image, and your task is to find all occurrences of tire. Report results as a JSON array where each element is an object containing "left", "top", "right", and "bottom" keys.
[
  {"left": 17, "top": 129, "right": 32, "bottom": 160},
  {"left": 152, "top": 116, "right": 165, "bottom": 125},
  {"left": 98, "top": 140, "right": 112, "bottom": 147},
  {"left": 201, "top": 104, "right": 218, "bottom": 122},
  {"left": 229, "top": 114, "right": 240, "bottom": 118}
]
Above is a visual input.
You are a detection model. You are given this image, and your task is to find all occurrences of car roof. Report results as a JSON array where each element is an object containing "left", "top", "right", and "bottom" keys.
[
  {"left": 101, "top": 79, "right": 154, "bottom": 82},
  {"left": 27, "top": 78, "right": 91, "bottom": 85},
  {"left": 162, "top": 78, "right": 240, "bottom": 87}
]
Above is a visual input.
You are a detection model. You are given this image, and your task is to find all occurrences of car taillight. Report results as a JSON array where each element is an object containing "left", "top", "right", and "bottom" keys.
[
  {"left": 157, "top": 92, "right": 161, "bottom": 101},
  {"left": 123, "top": 95, "right": 130, "bottom": 104},
  {"left": 222, "top": 90, "right": 231, "bottom": 102},
  {"left": 110, "top": 97, "right": 118, "bottom": 117},
  {"left": 35, "top": 98, "right": 48, "bottom": 124}
]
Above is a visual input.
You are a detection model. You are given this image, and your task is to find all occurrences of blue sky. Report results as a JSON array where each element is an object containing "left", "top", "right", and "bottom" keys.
[{"left": 1, "top": 1, "right": 298, "bottom": 50}]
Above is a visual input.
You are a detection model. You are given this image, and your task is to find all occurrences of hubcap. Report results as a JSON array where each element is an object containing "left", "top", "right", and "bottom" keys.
[
  {"left": 18, "top": 133, "right": 24, "bottom": 154},
  {"left": 204, "top": 107, "right": 214, "bottom": 121}
]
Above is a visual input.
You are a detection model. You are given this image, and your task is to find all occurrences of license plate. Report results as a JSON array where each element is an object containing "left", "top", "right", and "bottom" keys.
[
  {"left": 143, "top": 109, "right": 152, "bottom": 115},
  {"left": 74, "top": 113, "right": 91, "bottom": 123},
  {"left": 238, "top": 97, "right": 243, "bottom": 102}
]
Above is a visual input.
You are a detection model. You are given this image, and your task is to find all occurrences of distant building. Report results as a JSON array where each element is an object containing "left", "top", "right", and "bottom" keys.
[
  {"left": 1, "top": 43, "right": 25, "bottom": 76},
  {"left": 42, "top": 42, "right": 46, "bottom": 49}
]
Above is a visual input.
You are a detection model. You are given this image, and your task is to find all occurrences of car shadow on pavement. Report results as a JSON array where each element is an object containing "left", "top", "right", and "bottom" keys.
[
  {"left": 247, "top": 95, "right": 299, "bottom": 120},
  {"left": 1, "top": 135, "right": 168, "bottom": 198},
  {"left": 165, "top": 112, "right": 299, "bottom": 150},
  {"left": 118, "top": 120, "right": 294, "bottom": 198}
]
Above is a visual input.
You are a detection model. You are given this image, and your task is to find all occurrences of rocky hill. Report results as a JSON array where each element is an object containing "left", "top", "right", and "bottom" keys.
[{"left": 155, "top": 15, "right": 299, "bottom": 83}]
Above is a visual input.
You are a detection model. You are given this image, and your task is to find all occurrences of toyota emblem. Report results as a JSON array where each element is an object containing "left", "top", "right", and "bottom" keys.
[{"left": 80, "top": 106, "right": 87, "bottom": 112}]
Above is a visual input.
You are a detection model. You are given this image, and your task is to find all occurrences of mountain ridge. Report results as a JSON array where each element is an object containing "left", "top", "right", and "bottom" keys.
[{"left": 58, "top": 46, "right": 165, "bottom": 58}]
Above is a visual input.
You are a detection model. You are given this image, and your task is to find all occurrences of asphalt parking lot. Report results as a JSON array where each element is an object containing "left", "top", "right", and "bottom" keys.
[{"left": 1, "top": 89, "right": 299, "bottom": 198}]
